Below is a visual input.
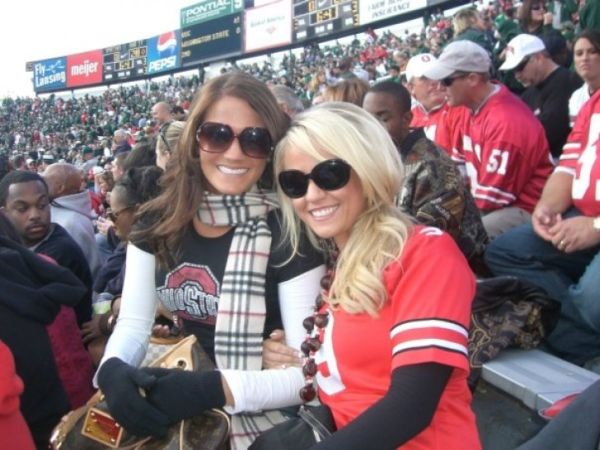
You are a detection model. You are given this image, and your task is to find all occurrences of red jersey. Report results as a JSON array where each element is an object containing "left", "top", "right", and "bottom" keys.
[
  {"left": 558, "top": 90, "right": 600, "bottom": 216},
  {"left": 0, "top": 341, "right": 35, "bottom": 450},
  {"left": 411, "top": 103, "right": 467, "bottom": 156},
  {"left": 454, "top": 85, "right": 553, "bottom": 213},
  {"left": 316, "top": 227, "right": 480, "bottom": 450}
]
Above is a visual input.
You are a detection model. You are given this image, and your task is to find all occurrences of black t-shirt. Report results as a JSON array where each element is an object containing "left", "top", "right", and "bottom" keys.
[
  {"left": 521, "top": 66, "right": 582, "bottom": 158},
  {"left": 138, "top": 210, "right": 323, "bottom": 361}
]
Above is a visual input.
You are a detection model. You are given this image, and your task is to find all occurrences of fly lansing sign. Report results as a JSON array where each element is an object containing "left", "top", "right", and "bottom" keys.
[{"left": 181, "top": 0, "right": 244, "bottom": 27}]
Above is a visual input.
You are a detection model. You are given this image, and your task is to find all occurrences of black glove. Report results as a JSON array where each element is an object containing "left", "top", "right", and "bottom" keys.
[
  {"left": 97, "top": 357, "right": 170, "bottom": 437},
  {"left": 140, "top": 367, "right": 226, "bottom": 424}
]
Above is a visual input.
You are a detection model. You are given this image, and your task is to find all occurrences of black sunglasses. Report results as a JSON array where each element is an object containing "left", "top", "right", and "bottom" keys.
[
  {"left": 278, "top": 159, "right": 351, "bottom": 199},
  {"left": 514, "top": 56, "right": 531, "bottom": 72},
  {"left": 106, "top": 205, "right": 135, "bottom": 223},
  {"left": 441, "top": 73, "right": 469, "bottom": 87},
  {"left": 195, "top": 122, "right": 273, "bottom": 159}
]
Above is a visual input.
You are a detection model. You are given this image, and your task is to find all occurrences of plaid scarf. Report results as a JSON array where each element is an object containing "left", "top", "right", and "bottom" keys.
[{"left": 197, "top": 190, "right": 288, "bottom": 449}]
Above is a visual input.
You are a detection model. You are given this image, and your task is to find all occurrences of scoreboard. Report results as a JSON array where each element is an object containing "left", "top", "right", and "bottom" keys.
[
  {"left": 293, "top": 0, "right": 359, "bottom": 42},
  {"left": 103, "top": 40, "right": 148, "bottom": 81}
]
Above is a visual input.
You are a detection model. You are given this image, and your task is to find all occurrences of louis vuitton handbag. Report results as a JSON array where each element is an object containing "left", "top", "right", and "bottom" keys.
[{"left": 50, "top": 335, "right": 230, "bottom": 450}]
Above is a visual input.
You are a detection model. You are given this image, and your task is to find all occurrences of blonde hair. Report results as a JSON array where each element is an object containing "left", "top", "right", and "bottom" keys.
[
  {"left": 453, "top": 7, "right": 481, "bottom": 36},
  {"left": 156, "top": 120, "right": 186, "bottom": 156},
  {"left": 274, "top": 102, "right": 414, "bottom": 316}
]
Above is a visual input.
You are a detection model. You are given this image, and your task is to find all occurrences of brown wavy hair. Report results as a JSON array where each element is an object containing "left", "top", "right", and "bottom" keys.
[{"left": 131, "top": 72, "right": 289, "bottom": 269}]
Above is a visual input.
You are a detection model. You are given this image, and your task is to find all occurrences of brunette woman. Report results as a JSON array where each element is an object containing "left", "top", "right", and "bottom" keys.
[{"left": 96, "top": 73, "right": 325, "bottom": 449}]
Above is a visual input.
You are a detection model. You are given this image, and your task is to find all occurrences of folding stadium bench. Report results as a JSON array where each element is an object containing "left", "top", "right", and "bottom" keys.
[{"left": 482, "top": 349, "right": 600, "bottom": 411}]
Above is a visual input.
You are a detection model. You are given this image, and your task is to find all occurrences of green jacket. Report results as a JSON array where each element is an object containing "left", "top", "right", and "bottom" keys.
[{"left": 580, "top": 0, "right": 600, "bottom": 31}]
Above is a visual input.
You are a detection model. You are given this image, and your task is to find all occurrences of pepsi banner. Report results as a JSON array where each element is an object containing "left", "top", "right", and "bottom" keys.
[
  {"left": 103, "top": 39, "right": 148, "bottom": 81},
  {"left": 244, "top": 0, "right": 292, "bottom": 52},
  {"left": 67, "top": 50, "right": 104, "bottom": 88},
  {"left": 181, "top": 13, "right": 243, "bottom": 66},
  {"left": 147, "top": 30, "right": 181, "bottom": 74},
  {"left": 359, "top": 0, "right": 427, "bottom": 25},
  {"left": 181, "top": 0, "right": 244, "bottom": 27},
  {"left": 33, "top": 57, "right": 67, "bottom": 92}
]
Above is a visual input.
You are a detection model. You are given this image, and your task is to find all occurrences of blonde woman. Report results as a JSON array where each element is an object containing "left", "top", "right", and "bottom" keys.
[
  {"left": 273, "top": 102, "right": 480, "bottom": 449},
  {"left": 155, "top": 120, "right": 185, "bottom": 170}
]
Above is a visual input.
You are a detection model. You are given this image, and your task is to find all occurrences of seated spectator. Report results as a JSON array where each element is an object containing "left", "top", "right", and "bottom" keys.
[
  {"left": 322, "top": 78, "right": 369, "bottom": 106},
  {"left": 43, "top": 163, "right": 101, "bottom": 277},
  {"left": 171, "top": 105, "right": 187, "bottom": 121},
  {"left": 152, "top": 101, "right": 173, "bottom": 127},
  {"left": 156, "top": 120, "right": 185, "bottom": 170},
  {"left": 270, "top": 85, "right": 305, "bottom": 119},
  {"left": 405, "top": 53, "right": 468, "bottom": 155},
  {"left": 0, "top": 171, "right": 93, "bottom": 326},
  {"left": 122, "top": 138, "right": 159, "bottom": 171},
  {"left": 0, "top": 212, "right": 90, "bottom": 447},
  {"left": 485, "top": 90, "right": 600, "bottom": 366},
  {"left": 273, "top": 102, "right": 480, "bottom": 449},
  {"left": 112, "top": 129, "right": 132, "bottom": 156},
  {"left": 500, "top": 34, "right": 582, "bottom": 159},
  {"left": 518, "top": 0, "right": 568, "bottom": 65},
  {"left": 424, "top": 41, "right": 554, "bottom": 239},
  {"left": 569, "top": 30, "right": 600, "bottom": 126},
  {"left": 363, "top": 82, "right": 488, "bottom": 273},
  {"left": 83, "top": 166, "right": 164, "bottom": 364},
  {"left": 453, "top": 7, "right": 494, "bottom": 55},
  {"left": 77, "top": 146, "right": 98, "bottom": 174}
]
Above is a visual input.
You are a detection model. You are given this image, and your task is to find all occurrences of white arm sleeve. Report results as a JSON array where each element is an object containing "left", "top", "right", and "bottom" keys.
[
  {"left": 93, "top": 243, "right": 159, "bottom": 387},
  {"left": 221, "top": 264, "right": 325, "bottom": 414}
]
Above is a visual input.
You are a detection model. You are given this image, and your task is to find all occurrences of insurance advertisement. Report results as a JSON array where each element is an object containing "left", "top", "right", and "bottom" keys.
[{"left": 359, "top": 0, "right": 427, "bottom": 25}]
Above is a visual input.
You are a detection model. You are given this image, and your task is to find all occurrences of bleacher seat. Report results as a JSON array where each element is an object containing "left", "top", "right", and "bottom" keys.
[{"left": 482, "top": 349, "right": 600, "bottom": 410}]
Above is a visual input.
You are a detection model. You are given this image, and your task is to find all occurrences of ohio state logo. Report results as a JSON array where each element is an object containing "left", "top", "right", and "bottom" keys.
[{"left": 157, "top": 263, "right": 219, "bottom": 325}]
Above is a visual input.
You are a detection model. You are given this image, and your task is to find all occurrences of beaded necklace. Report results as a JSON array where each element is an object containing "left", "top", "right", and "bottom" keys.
[{"left": 299, "top": 248, "right": 338, "bottom": 402}]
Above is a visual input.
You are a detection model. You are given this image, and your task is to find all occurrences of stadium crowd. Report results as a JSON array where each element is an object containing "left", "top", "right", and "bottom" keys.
[{"left": 1, "top": 0, "right": 600, "bottom": 448}]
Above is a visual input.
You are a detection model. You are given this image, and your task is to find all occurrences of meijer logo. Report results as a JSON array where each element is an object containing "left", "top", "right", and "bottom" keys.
[{"left": 71, "top": 60, "right": 99, "bottom": 77}]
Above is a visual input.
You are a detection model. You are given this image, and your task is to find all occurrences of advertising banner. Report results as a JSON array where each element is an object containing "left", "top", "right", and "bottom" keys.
[
  {"left": 147, "top": 30, "right": 181, "bottom": 74},
  {"left": 67, "top": 50, "right": 103, "bottom": 88},
  {"left": 359, "top": 0, "right": 427, "bottom": 25},
  {"left": 181, "top": 0, "right": 244, "bottom": 27},
  {"left": 293, "top": 0, "right": 358, "bottom": 42},
  {"left": 33, "top": 57, "right": 67, "bottom": 92},
  {"left": 244, "top": 0, "right": 292, "bottom": 52},
  {"left": 181, "top": 13, "right": 243, "bottom": 66},
  {"left": 103, "top": 40, "right": 148, "bottom": 82}
]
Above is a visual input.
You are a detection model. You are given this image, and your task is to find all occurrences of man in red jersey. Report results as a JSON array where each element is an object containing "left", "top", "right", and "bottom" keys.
[
  {"left": 424, "top": 40, "right": 554, "bottom": 239},
  {"left": 406, "top": 53, "right": 468, "bottom": 156},
  {"left": 485, "top": 90, "right": 600, "bottom": 365}
]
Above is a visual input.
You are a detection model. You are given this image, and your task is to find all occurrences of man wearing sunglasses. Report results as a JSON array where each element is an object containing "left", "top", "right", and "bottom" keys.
[
  {"left": 405, "top": 53, "right": 469, "bottom": 156},
  {"left": 499, "top": 34, "right": 582, "bottom": 160},
  {"left": 424, "top": 40, "right": 553, "bottom": 239}
]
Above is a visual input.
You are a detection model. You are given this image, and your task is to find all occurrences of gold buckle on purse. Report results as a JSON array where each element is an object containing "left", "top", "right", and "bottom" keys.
[{"left": 81, "top": 407, "right": 124, "bottom": 448}]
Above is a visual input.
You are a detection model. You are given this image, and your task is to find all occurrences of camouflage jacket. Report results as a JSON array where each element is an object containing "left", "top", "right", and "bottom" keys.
[{"left": 397, "top": 128, "right": 489, "bottom": 268}]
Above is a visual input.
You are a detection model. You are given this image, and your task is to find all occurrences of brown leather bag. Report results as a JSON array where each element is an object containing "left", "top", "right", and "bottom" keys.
[{"left": 50, "top": 335, "right": 230, "bottom": 450}]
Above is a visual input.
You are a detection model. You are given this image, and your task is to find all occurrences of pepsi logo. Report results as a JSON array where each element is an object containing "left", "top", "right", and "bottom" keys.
[{"left": 157, "top": 31, "right": 177, "bottom": 54}]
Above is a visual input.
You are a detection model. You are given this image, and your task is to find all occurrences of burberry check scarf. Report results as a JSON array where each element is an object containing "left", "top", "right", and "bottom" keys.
[{"left": 197, "top": 190, "right": 288, "bottom": 449}]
